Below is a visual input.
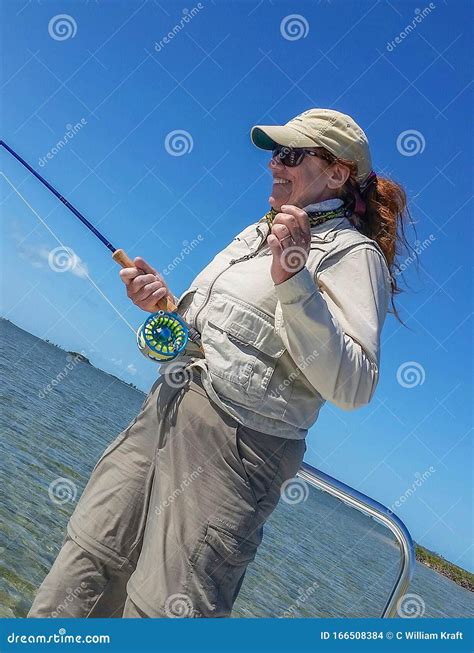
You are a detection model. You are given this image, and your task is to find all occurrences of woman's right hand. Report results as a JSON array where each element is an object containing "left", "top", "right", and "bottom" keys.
[{"left": 119, "top": 257, "right": 170, "bottom": 312}]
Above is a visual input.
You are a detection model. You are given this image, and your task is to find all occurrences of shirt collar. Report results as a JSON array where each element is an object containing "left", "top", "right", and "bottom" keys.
[{"left": 303, "top": 198, "right": 344, "bottom": 213}]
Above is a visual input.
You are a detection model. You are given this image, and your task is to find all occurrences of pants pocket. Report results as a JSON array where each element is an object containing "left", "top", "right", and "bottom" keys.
[
  {"left": 185, "top": 520, "right": 260, "bottom": 617},
  {"left": 234, "top": 425, "right": 289, "bottom": 508}
]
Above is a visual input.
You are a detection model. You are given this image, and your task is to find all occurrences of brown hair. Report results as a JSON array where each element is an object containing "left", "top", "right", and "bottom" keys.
[{"left": 314, "top": 147, "right": 417, "bottom": 325}]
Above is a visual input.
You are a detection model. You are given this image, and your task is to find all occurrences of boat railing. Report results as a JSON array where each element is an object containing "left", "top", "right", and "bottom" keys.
[{"left": 298, "top": 462, "right": 416, "bottom": 618}]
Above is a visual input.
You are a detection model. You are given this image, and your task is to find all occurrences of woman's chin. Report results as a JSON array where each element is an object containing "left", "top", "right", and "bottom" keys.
[{"left": 269, "top": 191, "right": 291, "bottom": 211}]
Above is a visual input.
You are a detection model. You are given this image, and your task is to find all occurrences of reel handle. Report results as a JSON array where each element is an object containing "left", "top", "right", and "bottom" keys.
[{"left": 112, "top": 248, "right": 177, "bottom": 313}]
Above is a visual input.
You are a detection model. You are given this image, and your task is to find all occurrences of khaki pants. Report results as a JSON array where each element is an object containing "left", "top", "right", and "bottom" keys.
[{"left": 28, "top": 367, "right": 305, "bottom": 618}]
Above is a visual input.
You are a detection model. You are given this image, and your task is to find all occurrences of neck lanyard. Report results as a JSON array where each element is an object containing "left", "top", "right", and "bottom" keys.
[{"left": 259, "top": 204, "right": 349, "bottom": 230}]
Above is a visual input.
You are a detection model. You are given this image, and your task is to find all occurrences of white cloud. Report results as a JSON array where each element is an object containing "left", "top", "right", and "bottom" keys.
[
  {"left": 11, "top": 222, "right": 89, "bottom": 278},
  {"left": 70, "top": 258, "right": 89, "bottom": 279}
]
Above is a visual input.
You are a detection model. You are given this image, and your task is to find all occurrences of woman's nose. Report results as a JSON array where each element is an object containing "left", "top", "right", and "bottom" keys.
[{"left": 268, "top": 156, "right": 283, "bottom": 170}]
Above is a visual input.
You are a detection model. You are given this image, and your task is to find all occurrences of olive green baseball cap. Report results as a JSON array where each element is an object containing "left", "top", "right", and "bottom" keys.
[{"left": 251, "top": 108, "right": 373, "bottom": 185}]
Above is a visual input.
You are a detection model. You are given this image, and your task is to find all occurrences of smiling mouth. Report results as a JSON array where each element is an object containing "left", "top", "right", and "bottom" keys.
[{"left": 273, "top": 178, "right": 291, "bottom": 185}]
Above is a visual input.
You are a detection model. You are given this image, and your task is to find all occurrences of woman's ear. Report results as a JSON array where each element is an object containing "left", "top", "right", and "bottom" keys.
[{"left": 326, "top": 163, "right": 351, "bottom": 190}]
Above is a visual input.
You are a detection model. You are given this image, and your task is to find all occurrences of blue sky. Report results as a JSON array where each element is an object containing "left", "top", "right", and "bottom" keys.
[{"left": 1, "top": 0, "right": 472, "bottom": 573}]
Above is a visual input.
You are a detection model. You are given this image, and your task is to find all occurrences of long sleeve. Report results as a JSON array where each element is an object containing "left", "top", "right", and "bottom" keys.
[{"left": 274, "top": 246, "right": 391, "bottom": 410}]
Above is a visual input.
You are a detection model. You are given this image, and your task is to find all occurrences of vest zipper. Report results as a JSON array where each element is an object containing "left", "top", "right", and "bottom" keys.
[
  {"left": 194, "top": 250, "right": 278, "bottom": 331},
  {"left": 192, "top": 263, "right": 232, "bottom": 332},
  {"left": 229, "top": 251, "right": 260, "bottom": 264},
  {"left": 193, "top": 224, "right": 269, "bottom": 329}
]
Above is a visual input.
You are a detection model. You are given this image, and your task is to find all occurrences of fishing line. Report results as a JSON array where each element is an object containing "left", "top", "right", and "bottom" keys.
[
  {"left": 1, "top": 141, "right": 204, "bottom": 362},
  {"left": 1, "top": 171, "right": 136, "bottom": 333}
]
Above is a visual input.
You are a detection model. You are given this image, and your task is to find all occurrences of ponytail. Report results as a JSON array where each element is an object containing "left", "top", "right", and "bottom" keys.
[
  {"left": 344, "top": 173, "right": 416, "bottom": 325},
  {"left": 315, "top": 147, "right": 417, "bottom": 325}
]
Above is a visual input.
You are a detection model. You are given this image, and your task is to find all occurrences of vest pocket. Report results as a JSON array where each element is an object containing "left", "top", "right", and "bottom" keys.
[
  {"left": 201, "top": 294, "right": 286, "bottom": 407},
  {"left": 202, "top": 321, "right": 255, "bottom": 388}
]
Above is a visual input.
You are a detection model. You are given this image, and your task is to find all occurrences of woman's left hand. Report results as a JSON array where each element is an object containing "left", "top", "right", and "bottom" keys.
[{"left": 267, "top": 205, "right": 311, "bottom": 285}]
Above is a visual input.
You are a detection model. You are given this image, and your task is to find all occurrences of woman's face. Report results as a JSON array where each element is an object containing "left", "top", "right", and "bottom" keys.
[{"left": 268, "top": 148, "right": 349, "bottom": 210}]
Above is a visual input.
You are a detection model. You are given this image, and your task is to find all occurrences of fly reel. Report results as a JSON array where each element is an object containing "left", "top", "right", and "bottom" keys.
[{"left": 137, "top": 311, "right": 189, "bottom": 362}]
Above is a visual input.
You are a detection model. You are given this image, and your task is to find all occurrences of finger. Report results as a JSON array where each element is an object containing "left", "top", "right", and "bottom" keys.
[
  {"left": 130, "top": 274, "right": 160, "bottom": 292},
  {"left": 134, "top": 280, "right": 165, "bottom": 301},
  {"left": 267, "top": 232, "right": 284, "bottom": 255},
  {"left": 151, "top": 287, "right": 168, "bottom": 299},
  {"left": 134, "top": 257, "right": 157, "bottom": 276},
  {"left": 119, "top": 267, "right": 143, "bottom": 284},
  {"left": 281, "top": 204, "right": 311, "bottom": 241},
  {"left": 273, "top": 213, "right": 302, "bottom": 234},
  {"left": 270, "top": 222, "right": 293, "bottom": 245},
  {"left": 280, "top": 204, "right": 307, "bottom": 223},
  {"left": 272, "top": 213, "right": 305, "bottom": 245}
]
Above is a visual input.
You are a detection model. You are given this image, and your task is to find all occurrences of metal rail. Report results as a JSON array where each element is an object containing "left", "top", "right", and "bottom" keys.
[{"left": 298, "top": 462, "right": 416, "bottom": 618}]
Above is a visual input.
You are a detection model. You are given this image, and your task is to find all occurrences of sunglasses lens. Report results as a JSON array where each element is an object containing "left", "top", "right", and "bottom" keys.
[{"left": 272, "top": 146, "right": 302, "bottom": 167}]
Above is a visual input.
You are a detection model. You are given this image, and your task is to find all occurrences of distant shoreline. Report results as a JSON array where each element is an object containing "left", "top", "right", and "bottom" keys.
[
  {"left": 1, "top": 317, "right": 472, "bottom": 589},
  {"left": 1, "top": 317, "right": 144, "bottom": 394},
  {"left": 67, "top": 351, "right": 91, "bottom": 365},
  {"left": 415, "top": 544, "right": 473, "bottom": 592}
]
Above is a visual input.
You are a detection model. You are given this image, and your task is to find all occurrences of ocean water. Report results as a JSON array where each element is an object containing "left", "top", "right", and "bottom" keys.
[{"left": 0, "top": 319, "right": 472, "bottom": 618}]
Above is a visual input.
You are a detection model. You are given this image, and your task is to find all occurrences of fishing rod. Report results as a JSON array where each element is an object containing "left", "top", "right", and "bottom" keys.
[{"left": 0, "top": 140, "right": 203, "bottom": 362}]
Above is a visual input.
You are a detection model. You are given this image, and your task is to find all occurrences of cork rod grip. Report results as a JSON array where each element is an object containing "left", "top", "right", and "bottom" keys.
[{"left": 112, "top": 248, "right": 178, "bottom": 313}]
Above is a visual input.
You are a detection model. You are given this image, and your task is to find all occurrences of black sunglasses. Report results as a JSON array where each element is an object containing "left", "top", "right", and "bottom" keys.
[{"left": 271, "top": 145, "right": 319, "bottom": 167}]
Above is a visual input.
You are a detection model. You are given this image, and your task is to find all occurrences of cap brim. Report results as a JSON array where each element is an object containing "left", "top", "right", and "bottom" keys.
[{"left": 251, "top": 125, "right": 317, "bottom": 150}]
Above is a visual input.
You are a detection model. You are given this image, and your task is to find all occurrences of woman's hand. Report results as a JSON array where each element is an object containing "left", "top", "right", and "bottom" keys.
[
  {"left": 267, "top": 205, "right": 311, "bottom": 285},
  {"left": 119, "top": 257, "right": 170, "bottom": 312}
]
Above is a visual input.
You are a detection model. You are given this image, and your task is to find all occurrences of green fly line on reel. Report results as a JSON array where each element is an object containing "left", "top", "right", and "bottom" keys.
[{"left": 136, "top": 311, "right": 189, "bottom": 362}]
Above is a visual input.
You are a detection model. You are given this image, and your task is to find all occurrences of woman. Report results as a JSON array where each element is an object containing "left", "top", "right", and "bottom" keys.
[{"left": 28, "top": 108, "right": 410, "bottom": 618}]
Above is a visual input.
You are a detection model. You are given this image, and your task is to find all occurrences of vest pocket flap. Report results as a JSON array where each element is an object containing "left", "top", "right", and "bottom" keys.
[{"left": 207, "top": 294, "right": 285, "bottom": 358}]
